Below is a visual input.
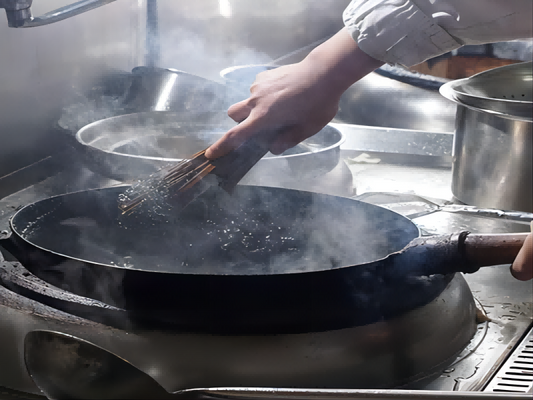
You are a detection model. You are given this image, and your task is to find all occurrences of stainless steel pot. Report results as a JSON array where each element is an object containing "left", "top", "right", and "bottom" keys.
[
  {"left": 443, "top": 62, "right": 532, "bottom": 120},
  {"left": 440, "top": 63, "right": 532, "bottom": 212}
]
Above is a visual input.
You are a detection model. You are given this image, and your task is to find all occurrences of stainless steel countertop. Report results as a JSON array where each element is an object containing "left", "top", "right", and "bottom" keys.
[{"left": 341, "top": 152, "right": 532, "bottom": 393}]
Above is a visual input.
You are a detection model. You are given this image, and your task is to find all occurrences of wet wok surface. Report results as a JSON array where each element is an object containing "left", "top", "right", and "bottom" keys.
[{"left": 13, "top": 186, "right": 417, "bottom": 276}]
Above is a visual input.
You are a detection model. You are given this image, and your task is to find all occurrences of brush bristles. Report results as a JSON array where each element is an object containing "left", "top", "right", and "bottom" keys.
[
  {"left": 118, "top": 149, "right": 216, "bottom": 215},
  {"left": 118, "top": 134, "right": 271, "bottom": 215}
]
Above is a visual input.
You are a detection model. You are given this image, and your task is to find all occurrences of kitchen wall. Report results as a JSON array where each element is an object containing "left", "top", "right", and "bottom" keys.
[
  {"left": 155, "top": 0, "right": 349, "bottom": 79},
  {"left": 0, "top": 0, "right": 348, "bottom": 180},
  {"left": 0, "top": 0, "right": 143, "bottom": 178}
]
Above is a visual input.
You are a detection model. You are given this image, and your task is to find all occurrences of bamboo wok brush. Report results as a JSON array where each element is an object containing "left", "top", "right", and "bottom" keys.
[{"left": 118, "top": 133, "right": 274, "bottom": 215}]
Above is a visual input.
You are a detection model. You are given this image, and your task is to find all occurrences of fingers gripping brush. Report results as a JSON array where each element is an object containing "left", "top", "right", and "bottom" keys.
[{"left": 118, "top": 132, "right": 275, "bottom": 215}]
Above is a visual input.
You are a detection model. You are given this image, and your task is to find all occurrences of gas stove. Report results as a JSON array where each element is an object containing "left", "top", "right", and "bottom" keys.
[{"left": 0, "top": 146, "right": 531, "bottom": 399}]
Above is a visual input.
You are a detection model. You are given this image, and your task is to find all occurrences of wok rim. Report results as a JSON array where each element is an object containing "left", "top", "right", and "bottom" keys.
[{"left": 9, "top": 185, "right": 421, "bottom": 277}]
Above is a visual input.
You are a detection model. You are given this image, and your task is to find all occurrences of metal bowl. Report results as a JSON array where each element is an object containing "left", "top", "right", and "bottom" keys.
[
  {"left": 75, "top": 111, "right": 344, "bottom": 184},
  {"left": 122, "top": 66, "right": 243, "bottom": 113},
  {"left": 58, "top": 67, "right": 244, "bottom": 135}
]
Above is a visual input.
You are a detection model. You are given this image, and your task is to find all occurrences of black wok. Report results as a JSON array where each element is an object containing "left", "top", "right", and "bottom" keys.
[{"left": 3, "top": 186, "right": 524, "bottom": 334}]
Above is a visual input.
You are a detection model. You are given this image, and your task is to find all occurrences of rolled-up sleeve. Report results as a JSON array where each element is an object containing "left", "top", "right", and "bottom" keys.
[{"left": 343, "top": 0, "right": 533, "bottom": 67}]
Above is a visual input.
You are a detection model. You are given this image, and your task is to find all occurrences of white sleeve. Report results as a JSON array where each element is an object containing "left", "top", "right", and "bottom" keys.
[{"left": 343, "top": 0, "right": 533, "bottom": 67}]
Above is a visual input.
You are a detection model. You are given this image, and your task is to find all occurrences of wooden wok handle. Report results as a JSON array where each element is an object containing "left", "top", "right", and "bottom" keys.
[
  {"left": 383, "top": 231, "right": 530, "bottom": 278},
  {"left": 464, "top": 233, "right": 529, "bottom": 267}
]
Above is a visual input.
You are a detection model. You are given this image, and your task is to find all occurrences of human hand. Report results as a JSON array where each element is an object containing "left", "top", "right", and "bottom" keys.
[
  {"left": 208, "top": 62, "right": 340, "bottom": 158},
  {"left": 205, "top": 29, "right": 383, "bottom": 159},
  {"left": 511, "top": 222, "right": 533, "bottom": 281}
]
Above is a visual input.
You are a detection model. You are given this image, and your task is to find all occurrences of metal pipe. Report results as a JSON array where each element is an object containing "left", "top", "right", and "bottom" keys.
[
  {"left": 145, "top": 0, "right": 159, "bottom": 67},
  {"left": 0, "top": 0, "right": 117, "bottom": 28}
]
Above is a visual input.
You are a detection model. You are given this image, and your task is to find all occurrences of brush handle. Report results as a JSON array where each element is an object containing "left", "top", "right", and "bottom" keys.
[{"left": 213, "top": 131, "right": 279, "bottom": 193}]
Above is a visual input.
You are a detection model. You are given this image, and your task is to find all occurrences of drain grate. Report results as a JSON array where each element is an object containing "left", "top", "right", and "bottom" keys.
[{"left": 484, "top": 325, "right": 533, "bottom": 394}]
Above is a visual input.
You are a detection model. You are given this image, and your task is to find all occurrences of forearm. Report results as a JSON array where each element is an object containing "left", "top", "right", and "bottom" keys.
[
  {"left": 343, "top": 0, "right": 532, "bottom": 67},
  {"left": 300, "top": 28, "right": 384, "bottom": 99}
]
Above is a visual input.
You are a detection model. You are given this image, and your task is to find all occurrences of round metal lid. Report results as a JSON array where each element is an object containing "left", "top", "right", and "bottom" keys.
[{"left": 441, "top": 61, "right": 532, "bottom": 121}]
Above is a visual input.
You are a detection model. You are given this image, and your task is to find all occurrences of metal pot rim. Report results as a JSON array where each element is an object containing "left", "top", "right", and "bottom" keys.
[
  {"left": 450, "top": 76, "right": 532, "bottom": 106},
  {"left": 219, "top": 64, "right": 278, "bottom": 83},
  {"left": 440, "top": 61, "right": 533, "bottom": 122},
  {"left": 440, "top": 81, "right": 533, "bottom": 123},
  {"left": 75, "top": 111, "right": 345, "bottom": 163}
]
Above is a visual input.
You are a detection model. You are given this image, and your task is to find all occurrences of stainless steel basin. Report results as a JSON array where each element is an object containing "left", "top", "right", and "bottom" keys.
[{"left": 221, "top": 64, "right": 457, "bottom": 134}]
